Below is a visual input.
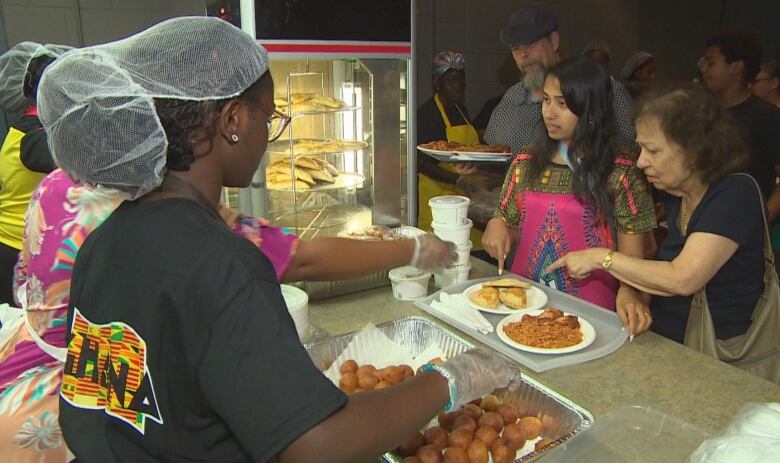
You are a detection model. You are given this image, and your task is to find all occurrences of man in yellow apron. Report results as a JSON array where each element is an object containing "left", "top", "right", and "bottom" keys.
[{"left": 416, "top": 51, "right": 483, "bottom": 248}]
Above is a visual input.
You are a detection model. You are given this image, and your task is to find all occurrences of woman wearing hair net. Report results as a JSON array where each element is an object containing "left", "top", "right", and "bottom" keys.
[
  {"left": 417, "top": 51, "right": 486, "bottom": 246},
  {"left": 0, "top": 42, "right": 70, "bottom": 305},
  {"left": 36, "top": 17, "right": 517, "bottom": 461},
  {"left": 1, "top": 33, "right": 457, "bottom": 462}
]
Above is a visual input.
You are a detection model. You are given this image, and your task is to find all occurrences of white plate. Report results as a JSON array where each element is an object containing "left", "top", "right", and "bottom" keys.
[
  {"left": 418, "top": 145, "right": 513, "bottom": 163},
  {"left": 496, "top": 310, "right": 597, "bottom": 354},
  {"left": 463, "top": 282, "right": 548, "bottom": 314}
]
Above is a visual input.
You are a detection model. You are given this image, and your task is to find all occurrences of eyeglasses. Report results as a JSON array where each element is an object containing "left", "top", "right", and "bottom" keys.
[{"left": 267, "top": 109, "right": 291, "bottom": 142}]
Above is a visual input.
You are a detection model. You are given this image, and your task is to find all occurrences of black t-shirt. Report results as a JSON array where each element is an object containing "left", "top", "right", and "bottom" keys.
[
  {"left": 728, "top": 95, "right": 780, "bottom": 201},
  {"left": 651, "top": 175, "right": 764, "bottom": 343},
  {"left": 60, "top": 198, "right": 346, "bottom": 462},
  {"left": 14, "top": 115, "right": 55, "bottom": 173}
]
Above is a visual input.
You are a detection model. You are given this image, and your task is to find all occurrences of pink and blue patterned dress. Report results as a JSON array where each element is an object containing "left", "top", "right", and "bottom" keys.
[{"left": 497, "top": 150, "right": 656, "bottom": 309}]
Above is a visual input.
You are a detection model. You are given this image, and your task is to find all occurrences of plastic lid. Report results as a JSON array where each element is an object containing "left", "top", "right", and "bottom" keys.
[
  {"left": 280, "top": 284, "right": 308, "bottom": 312},
  {"left": 388, "top": 266, "right": 431, "bottom": 281},
  {"left": 429, "top": 195, "right": 470, "bottom": 207}
]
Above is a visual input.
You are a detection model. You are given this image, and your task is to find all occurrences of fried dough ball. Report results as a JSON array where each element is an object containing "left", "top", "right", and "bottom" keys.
[
  {"left": 424, "top": 426, "right": 449, "bottom": 448},
  {"left": 438, "top": 411, "right": 459, "bottom": 431},
  {"left": 452, "top": 415, "right": 477, "bottom": 433},
  {"left": 357, "top": 373, "right": 379, "bottom": 390},
  {"left": 489, "top": 439, "right": 514, "bottom": 463},
  {"left": 501, "top": 423, "right": 525, "bottom": 449},
  {"left": 479, "top": 394, "right": 501, "bottom": 412},
  {"left": 416, "top": 444, "right": 443, "bottom": 463},
  {"left": 535, "top": 437, "right": 554, "bottom": 451},
  {"left": 397, "top": 432, "right": 427, "bottom": 457},
  {"left": 496, "top": 403, "right": 519, "bottom": 426},
  {"left": 338, "top": 372, "right": 358, "bottom": 393},
  {"left": 462, "top": 404, "right": 483, "bottom": 420},
  {"left": 477, "top": 412, "right": 504, "bottom": 433},
  {"left": 518, "top": 416, "right": 543, "bottom": 440},
  {"left": 399, "top": 364, "right": 415, "bottom": 379},
  {"left": 466, "top": 439, "right": 489, "bottom": 463},
  {"left": 375, "top": 380, "right": 392, "bottom": 390},
  {"left": 356, "top": 364, "right": 376, "bottom": 376},
  {"left": 443, "top": 446, "right": 469, "bottom": 463},
  {"left": 499, "top": 437, "right": 519, "bottom": 454},
  {"left": 402, "top": 457, "right": 422, "bottom": 463},
  {"left": 378, "top": 365, "right": 404, "bottom": 384},
  {"left": 474, "top": 426, "right": 499, "bottom": 447},
  {"left": 339, "top": 359, "right": 358, "bottom": 375},
  {"left": 448, "top": 428, "right": 474, "bottom": 449}
]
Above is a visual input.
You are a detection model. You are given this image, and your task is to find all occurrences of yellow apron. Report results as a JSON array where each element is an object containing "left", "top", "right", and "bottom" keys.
[{"left": 418, "top": 94, "right": 483, "bottom": 249}]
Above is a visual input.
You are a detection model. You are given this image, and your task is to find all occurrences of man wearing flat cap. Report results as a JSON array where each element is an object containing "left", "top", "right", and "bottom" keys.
[{"left": 484, "top": 6, "right": 635, "bottom": 152}]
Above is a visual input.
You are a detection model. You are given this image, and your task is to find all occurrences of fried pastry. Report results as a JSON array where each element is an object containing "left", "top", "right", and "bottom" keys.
[
  {"left": 499, "top": 287, "right": 527, "bottom": 310},
  {"left": 265, "top": 165, "right": 315, "bottom": 185},
  {"left": 483, "top": 278, "right": 531, "bottom": 289},
  {"left": 293, "top": 156, "right": 320, "bottom": 170},
  {"left": 469, "top": 286, "right": 500, "bottom": 309},
  {"left": 306, "top": 167, "right": 335, "bottom": 183}
]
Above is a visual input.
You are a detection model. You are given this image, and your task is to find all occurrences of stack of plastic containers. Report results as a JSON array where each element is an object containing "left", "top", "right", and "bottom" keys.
[{"left": 428, "top": 195, "right": 472, "bottom": 288}]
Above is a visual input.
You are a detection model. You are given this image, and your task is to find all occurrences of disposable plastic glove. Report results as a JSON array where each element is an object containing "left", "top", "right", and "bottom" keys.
[
  {"left": 424, "top": 348, "right": 519, "bottom": 411},
  {"left": 410, "top": 234, "right": 457, "bottom": 272}
]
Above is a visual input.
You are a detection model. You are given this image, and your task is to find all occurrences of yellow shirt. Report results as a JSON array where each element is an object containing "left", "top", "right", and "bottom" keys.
[{"left": 0, "top": 127, "right": 46, "bottom": 250}]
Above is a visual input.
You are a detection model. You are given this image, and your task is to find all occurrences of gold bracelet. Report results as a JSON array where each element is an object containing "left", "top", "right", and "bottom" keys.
[{"left": 601, "top": 250, "right": 615, "bottom": 270}]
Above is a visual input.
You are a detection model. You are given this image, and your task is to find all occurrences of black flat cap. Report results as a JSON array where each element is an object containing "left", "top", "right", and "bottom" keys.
[{"left": 500, "top": 6, "right": 559, "bottom": 46}]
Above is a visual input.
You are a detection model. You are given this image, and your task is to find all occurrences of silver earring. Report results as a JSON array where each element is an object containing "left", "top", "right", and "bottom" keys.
[{"left": 231, "top": 134, "right": 239, "bottom": 143}]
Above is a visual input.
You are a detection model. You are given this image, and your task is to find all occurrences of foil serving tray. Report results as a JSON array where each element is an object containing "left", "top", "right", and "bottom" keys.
[{"left": 304, "top": 316, "right": 594, "bottom": 462}]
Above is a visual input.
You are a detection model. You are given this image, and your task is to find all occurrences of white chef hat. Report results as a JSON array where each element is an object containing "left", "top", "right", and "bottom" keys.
[{"left": 37, "top": 16, "right": 270, "bottom": 199}]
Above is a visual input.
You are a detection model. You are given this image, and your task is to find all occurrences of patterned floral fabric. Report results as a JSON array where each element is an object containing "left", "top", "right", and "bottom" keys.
[
  {"left": 0, "top": 170, "right": 298, "bottom": 461},
  {"left": 496, "top": 150, "right": 656, "bottom": 308}
]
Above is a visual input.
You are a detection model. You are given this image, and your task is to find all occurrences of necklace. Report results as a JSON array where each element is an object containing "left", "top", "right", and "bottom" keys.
[{"left": 680, "top": 200, "right": 690, "bottom": 236}]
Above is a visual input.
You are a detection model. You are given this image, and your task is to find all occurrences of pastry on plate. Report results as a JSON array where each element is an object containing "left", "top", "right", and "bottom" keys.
[
  {"left": 469, "top": 286, "right": 500, "bottom": 309},
  {"left": 293, "top": 156, "right": 320, "bottom": 170},
  {"left": 499, "top": 287, "right": 527, "bottom": 310},
  {"left": 483, "top": 278, "right": 531, "bottom": 289},
  {"left": 306, "top": 167, "right": 335, "bottom": 183}
]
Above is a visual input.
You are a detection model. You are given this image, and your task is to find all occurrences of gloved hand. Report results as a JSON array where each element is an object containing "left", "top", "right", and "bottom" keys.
[
  {"left": 410, "top": 234, "right": 457, "bottom": 272},
  {"left": 426, "top": 348, "right": 519, "bottom": 411}
]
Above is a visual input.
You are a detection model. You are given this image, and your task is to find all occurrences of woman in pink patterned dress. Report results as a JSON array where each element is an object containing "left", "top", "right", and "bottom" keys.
[{"left": 482, "top": 57, "right": 657, "bottom": 334}]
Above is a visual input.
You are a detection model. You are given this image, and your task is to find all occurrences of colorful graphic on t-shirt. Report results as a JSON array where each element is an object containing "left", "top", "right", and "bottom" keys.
[{"left": 60, "top": 308, "right": 162, "bottom": 434}]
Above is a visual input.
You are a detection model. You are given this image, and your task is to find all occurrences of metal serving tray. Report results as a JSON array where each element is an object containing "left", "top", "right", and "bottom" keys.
[
  {"left": 304, "top": 316, "right": 594, "bottom": 462},
  {"left": 415, "top": 276, "right": 628, "bottom": 372}
]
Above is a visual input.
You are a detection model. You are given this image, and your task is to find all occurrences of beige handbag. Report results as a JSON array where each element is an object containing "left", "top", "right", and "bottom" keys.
[{"left": 684, "top": 174, "right": 780, "bottom": 384}]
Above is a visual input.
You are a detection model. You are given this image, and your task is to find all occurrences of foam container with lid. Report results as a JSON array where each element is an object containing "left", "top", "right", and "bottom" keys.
[
  {"left": 388, "top": 266, "right": 431, "bottom": 300},
  {"left": 432, "top": 218, "right": 472, "bottom": 247},
  {"left": 280, "top": 284, "right": 310, "bottom": 341},
  {"left": 429, "top": 195, "right": 470, "bottom": 225}
]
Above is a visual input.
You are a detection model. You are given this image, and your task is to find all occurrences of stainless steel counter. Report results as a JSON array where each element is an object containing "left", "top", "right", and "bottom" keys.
[{"left": 307, "top": 257, "right": 780, "bottom": 459}]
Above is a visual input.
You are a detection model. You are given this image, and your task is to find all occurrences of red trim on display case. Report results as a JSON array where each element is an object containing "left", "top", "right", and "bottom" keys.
[{"left": 262, "top": 43, "right": 412, "bottom": 55}]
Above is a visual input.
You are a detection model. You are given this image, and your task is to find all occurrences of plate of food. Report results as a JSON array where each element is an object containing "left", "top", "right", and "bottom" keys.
[
  {"left": 464, "top": 278, "right": 548, "bottom": 314},
  {"left": 496, "top": 308, "right": 597, "bottom": 354},
  {"left": 418, "top": 140, "right": 513, "bottom": 163}
]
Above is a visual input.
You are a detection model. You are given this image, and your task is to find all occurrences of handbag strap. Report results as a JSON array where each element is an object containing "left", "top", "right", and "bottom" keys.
[{"left": 732, "top": 173, "right": 774, "bottom": 265}]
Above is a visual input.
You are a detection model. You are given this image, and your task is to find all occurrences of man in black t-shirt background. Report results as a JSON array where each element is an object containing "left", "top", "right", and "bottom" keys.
[{"left": 700, "top": 30, "right": 780, "bottom": 221}]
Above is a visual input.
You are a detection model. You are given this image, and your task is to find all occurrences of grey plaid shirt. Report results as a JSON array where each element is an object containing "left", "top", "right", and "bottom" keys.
[{"left": 484, "top": 77, "right": 636, "bottom": 151}]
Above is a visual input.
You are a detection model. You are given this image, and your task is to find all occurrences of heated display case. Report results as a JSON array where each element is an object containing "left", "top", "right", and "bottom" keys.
[
  {"left": 214, "top": 0, "right": 416, "bottom": 237},
  {"left": 209, "top": 0, "right": 416, "bottom": 297}
]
